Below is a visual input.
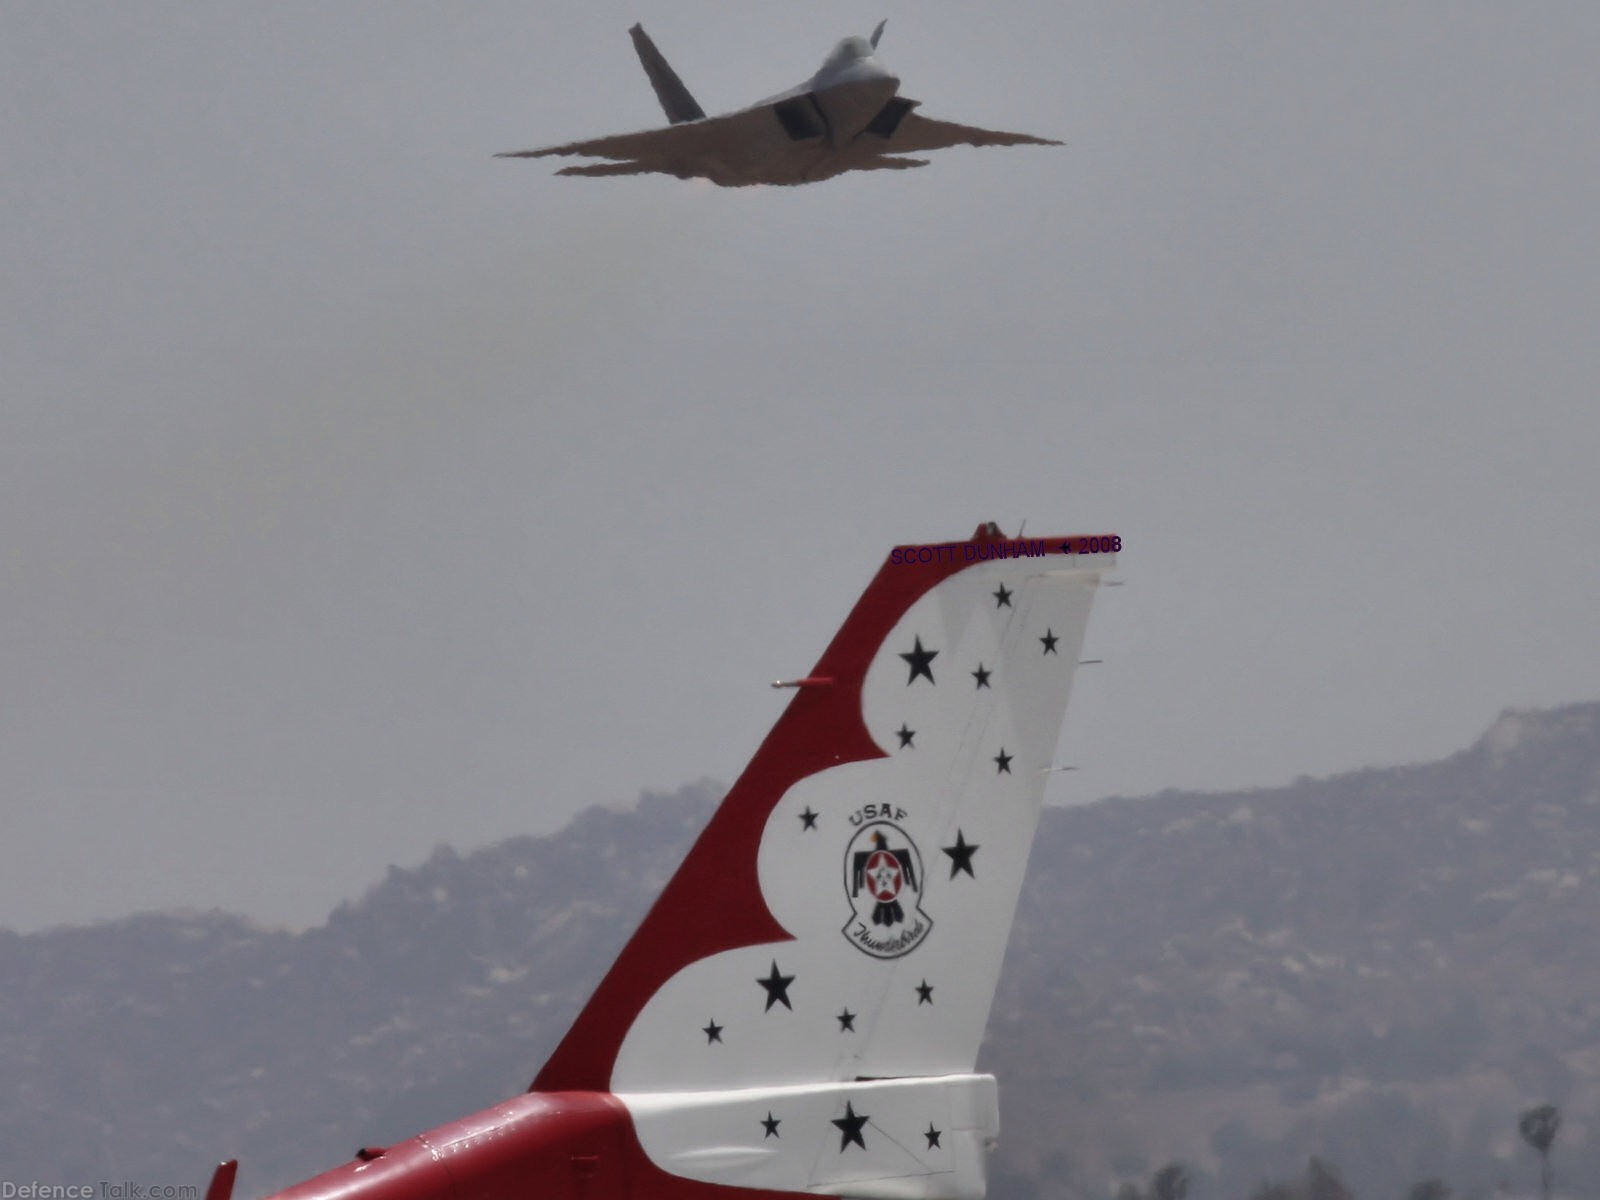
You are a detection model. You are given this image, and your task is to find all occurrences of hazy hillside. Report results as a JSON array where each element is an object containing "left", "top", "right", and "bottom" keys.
[
  {"left": 5, "top": 706, "right": 1599, "bottom": 1200},
  {"left": 0, "top": 781, "right": 720, "bottom": 1192},
  {"left": 991, "top": 703, "right": 1600, "bottom": 1200}
]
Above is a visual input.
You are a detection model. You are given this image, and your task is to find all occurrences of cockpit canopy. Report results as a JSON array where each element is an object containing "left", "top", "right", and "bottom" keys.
[{"left": 820, "top": 35, "right": 876, "bottom": 72}]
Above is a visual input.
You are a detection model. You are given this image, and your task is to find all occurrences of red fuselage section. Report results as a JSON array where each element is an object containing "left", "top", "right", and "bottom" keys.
[
  {"left": 268, "top": 1093, "right": 629, "bottom": 1200},
  {"left": 265, "top": 1091, "right": 795, "bottom": 1200}
]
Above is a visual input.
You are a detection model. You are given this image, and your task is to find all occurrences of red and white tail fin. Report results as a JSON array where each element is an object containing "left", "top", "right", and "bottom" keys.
[{"left": 535, "top": 525, "right": 1118, "bottom": 1199}]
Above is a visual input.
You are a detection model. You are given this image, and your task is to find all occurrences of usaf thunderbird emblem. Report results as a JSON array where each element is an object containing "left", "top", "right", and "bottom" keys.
[{"left": 843, "top": 821, "right": 932, "bottom": 958}]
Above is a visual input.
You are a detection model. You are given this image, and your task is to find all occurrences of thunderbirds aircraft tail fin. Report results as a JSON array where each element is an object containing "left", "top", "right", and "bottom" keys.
[
  {"left": 251, "top": 525, "right": 1119, "bottom": 1200},
  {"left": 530, "top": 524, "right": 1118, "bottom": 1196},
  {"left": 629, "top": 24, "right": 706, "bottom": 124}
]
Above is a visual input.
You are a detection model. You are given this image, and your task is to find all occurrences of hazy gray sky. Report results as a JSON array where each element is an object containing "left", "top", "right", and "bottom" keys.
[{"left": 4, "top": 3, "right": 1597, "bottom": 932}]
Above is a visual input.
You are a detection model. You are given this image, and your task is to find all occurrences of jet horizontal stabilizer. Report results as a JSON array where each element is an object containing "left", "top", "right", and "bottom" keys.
[
  {"left": 851, "top": 156, "right": 931, "bottom": 171},
  {"left": 625, "top": 1075, "right": 998, "bottom": 1199},
  {"left": 555, "top": 161, "right": 660, "bottom": 178}
]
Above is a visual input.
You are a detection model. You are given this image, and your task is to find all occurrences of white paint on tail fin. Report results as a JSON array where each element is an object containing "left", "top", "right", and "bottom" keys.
[{"left": 600, "top": 538, "right": 1115, "bottom": 1196}]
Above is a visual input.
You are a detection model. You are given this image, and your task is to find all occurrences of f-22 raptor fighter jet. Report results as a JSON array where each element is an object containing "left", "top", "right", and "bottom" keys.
[{"left": 496, "top": 22, "right": 1061, "bottom": 186}]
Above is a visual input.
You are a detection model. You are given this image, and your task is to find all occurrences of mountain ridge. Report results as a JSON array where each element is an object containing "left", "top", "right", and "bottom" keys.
[{"left": 6, "top": 706, "right": 1599, "bottom": 1200}]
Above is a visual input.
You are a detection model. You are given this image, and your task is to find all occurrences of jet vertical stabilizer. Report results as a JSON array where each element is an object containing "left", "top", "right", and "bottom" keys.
[
  {"left": 259, "top": 524, "right": 1119, "bottom": 1200},
  {"left": 535, "top": 523, "right": 1119, "bottom": 1198},
  {"left": 629, "top": 24, "right": 706, "bottom": 124}
]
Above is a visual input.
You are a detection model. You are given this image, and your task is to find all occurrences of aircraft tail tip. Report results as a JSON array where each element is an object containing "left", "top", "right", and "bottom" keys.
[
  {"left": 627, "top": 24, "right": 707, "bottom": 124},
  {"left": 203, "top": 1161, "right": 238, "bottom": 1200}
]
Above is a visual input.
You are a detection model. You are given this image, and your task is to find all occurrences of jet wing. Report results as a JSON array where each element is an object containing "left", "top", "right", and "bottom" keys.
[
  {"left": 496, "top": 105, "right": 785, "bottom": 179},
  {"left": 880, "top": 109, "right": 1062, "bottom": 154}
]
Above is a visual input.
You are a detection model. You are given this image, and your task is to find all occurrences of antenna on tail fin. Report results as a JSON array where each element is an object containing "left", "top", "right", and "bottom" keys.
[{"left": 628, "top": 24, "right": 706, "bottom": 124}]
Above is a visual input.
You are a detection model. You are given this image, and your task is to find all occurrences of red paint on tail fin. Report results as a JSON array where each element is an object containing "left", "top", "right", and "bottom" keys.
[
  {"left": 532, "top": 529, "right": 1082, "bottom": 1093},
  {"left": 204, "top": 1161, "right": 238, "bottom": 1200}
]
